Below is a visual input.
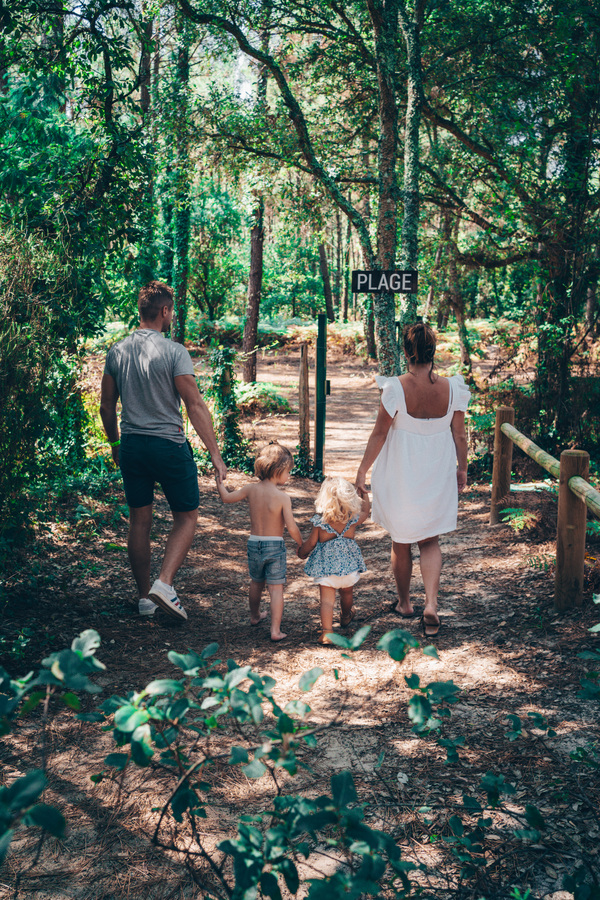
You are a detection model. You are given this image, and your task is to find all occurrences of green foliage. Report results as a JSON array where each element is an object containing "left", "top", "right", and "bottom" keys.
[
  {"left": 234, "top": 381, "right": 291, "bottom": 418},
  {"left": 500, "top": 508, "right": 540, "bottom": 534},
  {"left": 0, "top": 229, "right": 91, "bottom": 543},
  {"left": 0, "top": 630, "right": 105, "bottom": 862},
  {"left": 204, "top": 346, "right": 253, "bottom": 471}
]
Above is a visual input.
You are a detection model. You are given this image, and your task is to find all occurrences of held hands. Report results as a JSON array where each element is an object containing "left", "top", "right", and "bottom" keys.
[{"left": 457, "top": 469, "right": 467, "bottom": 493}]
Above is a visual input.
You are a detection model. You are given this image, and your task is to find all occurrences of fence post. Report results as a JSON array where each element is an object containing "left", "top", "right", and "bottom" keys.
[
  {"left": 554, "top": 450, "right": 589, "bottom": 610},
  {"left": 490, "top": 406, "right": 515, "bottom": 524},
  {"left": 298, "top": 342, "right": 310, "bottom": 464},
  {"left": 314, "top": 313, "right": 327, "bottom": 477}
]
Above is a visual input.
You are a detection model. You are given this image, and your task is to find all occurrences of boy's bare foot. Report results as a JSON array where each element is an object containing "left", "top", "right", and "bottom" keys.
[
  {"left": 250, "top": 611, "right": 268, "bottom": 626},
  {"left": 391, "top": 602, "right": 416, "bottom": 618},
  {"left": 340, "top": 608, "right": 355, "bottom": 627},
  {"left": 318, "top": 632, "right": 334, "bottom": 645},
  {"left": 270, "top": 631, "right": 287, "bottom": 641}
]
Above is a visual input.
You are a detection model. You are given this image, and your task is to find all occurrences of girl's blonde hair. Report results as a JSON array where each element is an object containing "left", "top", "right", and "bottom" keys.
[
  {"left": 315, "top": 477, "right": 362, "bottom": 524},
  {"left": 254, "top": 442, "right": 294, "bottom": 480}
]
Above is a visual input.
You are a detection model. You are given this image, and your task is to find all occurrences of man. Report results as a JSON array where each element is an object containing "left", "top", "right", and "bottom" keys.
[{"left": 100, "top": 280, "right": 227, "bottom": 621}]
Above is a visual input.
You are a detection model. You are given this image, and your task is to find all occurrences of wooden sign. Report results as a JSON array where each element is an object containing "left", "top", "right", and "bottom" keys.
[{"left": 351, "top": 269, "right": 418, "bottom": 294}]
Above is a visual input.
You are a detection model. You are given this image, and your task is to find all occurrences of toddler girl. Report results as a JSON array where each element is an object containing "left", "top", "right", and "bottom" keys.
[
  {"left": 298, "top": 477, "right": 370, "bottom": 645},
  {"left": 216, "top": 442, "right": 302, "bottom": 641}
]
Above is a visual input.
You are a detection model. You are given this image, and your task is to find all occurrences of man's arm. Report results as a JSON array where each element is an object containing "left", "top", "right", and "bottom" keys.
[
  {"left": 175, "top": 374, "right": 227, "bottom": 482},
  {"left": 100, "top": 373, "right": 120, "bottom": 465}
]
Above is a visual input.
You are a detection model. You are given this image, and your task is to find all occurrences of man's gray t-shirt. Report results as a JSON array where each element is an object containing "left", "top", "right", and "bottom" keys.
[{"left": 104, "top": 330, "right": 195, "bottom": 443}]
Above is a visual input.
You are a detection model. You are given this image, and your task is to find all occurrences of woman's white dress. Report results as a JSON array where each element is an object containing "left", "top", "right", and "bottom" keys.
[{"left": 371, "top": 374, "right": 471, "bottom": 544}]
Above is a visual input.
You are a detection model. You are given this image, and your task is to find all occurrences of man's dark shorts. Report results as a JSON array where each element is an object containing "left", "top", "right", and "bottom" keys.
[{"left": 119, "top": 434, "right": 199, "bottom": 511}]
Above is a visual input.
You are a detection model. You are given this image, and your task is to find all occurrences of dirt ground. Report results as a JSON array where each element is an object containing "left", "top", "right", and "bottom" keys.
[{"left": 1, "top": 349, "right": 600, "bottom": 900}]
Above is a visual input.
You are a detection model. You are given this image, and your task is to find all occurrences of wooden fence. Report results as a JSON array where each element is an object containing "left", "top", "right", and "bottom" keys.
[{"left": 490, "top": 406, "right": 600, "bottom": 611}]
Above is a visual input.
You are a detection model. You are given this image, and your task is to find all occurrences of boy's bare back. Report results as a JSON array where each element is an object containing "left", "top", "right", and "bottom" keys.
[{"left": 216, "top": 475, "right": 302, "bottom": 545}]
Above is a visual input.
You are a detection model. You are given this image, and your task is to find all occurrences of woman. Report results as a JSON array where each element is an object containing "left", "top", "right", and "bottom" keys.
[{"left": 355, "top": 323, "right": 470, "bottom": 636}]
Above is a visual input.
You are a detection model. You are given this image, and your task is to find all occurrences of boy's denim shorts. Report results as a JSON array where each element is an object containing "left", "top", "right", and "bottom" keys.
[
  {"left": 247, "top": 538, "right": 287, "bottom": 585},
  {"left": 119, "top": 434, "right": 199, "bottom": 511}
]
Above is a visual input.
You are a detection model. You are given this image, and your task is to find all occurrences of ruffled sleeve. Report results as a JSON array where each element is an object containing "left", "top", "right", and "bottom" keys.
[
  {"left": 375, "top": 375, "right": 400, "bottom": 418},
  {"left": 450, "top": 374, "right": 471, "bottom": 412},
  {"left": 310, "top": 514, "right": 322, "bottom": 527}
]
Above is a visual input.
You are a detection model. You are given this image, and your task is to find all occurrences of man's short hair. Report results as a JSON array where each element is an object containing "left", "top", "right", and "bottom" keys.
[{"left": 138, "top": 281, "right": 174, "bottom": 322}]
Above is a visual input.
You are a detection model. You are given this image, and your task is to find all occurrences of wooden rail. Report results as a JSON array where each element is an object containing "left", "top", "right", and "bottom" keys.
[{"left": 490, "top": 406, "right": 599, "bottom": 610}]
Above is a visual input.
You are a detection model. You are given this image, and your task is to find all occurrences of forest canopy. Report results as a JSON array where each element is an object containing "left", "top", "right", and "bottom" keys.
[{"left": 1, "top": 0, "right": 600, "bottom": 533}]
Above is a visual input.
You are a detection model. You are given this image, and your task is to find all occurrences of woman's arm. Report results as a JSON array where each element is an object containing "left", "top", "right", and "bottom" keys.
[
  {"left": 450, "top": 410, "right": 468, "bottom": 492},
  {"left": 355, "top": 402, "right": 393, "bottom": 493},
  {"left": 356, "top": 493, "right": 371, "bottom": 526},
  {"left": 297, "top": 526, "right": 319, "bottom": 559}
]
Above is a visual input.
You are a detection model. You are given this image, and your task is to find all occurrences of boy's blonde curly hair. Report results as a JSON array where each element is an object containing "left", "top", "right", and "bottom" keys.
[{"left": 315, "top": 477, "right": 362, "bottom": 524}]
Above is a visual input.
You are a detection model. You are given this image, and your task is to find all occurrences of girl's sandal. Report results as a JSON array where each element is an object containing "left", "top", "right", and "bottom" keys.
[
  {"left": 318, "top": 633, "right": 335, "bottom": 646},
  {"left": 340, "top": 609, "right": 355, "bottom": 628},
  {"left": 420, "top": 615, "right": 441, "bottom": 638}
]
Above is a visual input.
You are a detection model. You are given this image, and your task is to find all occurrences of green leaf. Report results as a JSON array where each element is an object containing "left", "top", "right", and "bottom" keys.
[
  {"left": 408, "top": 694, "right": 432, "bottom": 727},
  {"left": 284, "top": 700, "right": 311, "bottom": 718},
  {"left": 279, "top": 858, "right": 299, "bottom": 894},
  {"left": 144, "top": 679, "right": 183, "bottom": 696},
  {"left": 422, "top": 645, "right": 439, "bottom": 659},
  {"left": 588, "top": 623, "right": 600, "bottom": 633},
  {"left": 62, "top": 692, "right": 81, "bottom": 711},
  {"left": 113, "top": 705, "right": 150, "bottom": 732},
  {"left": 167, "top": 650, "right": 203, "bottom": 674},
  {"left": 378, "top": 629, "right": 418, "bottom": 662},
  {"left": 4, "top": 770, "right": 47, "bottom": 811},
  {"left": 104, "top": 753, "right": 129, "bottom": 771},
  {"left": 405, "top": 673, "right": 420, "bottom": 689},
  {"left": 25, "top": 804, "right": 65, "bottom": 836},
  {"left": 331, "top": 771, "right": 357, "bottom": 807},
  {"left": 201, "top": 643, "right": 219, "bottom": 659},
  {"left": 229, "top": 746, "right": 249, "bottom": 765},
  {"left": 260, "top": 871, "right": 282, "bottom": 900},
  {"left": 277, "top": 713, "right": 295, "bottom": 735},
  {"left": 462, "top": 795, "right": 482, "bottom": 811},
  {"left": 0, "top": 829, "right": 14, "bottom": 867},
  {"left": 349, "top": 625, "right": 371, "bottom": 649},
  {"left": 243, "top": 758, "right": 267, "bottom": 778},
  {"left": 449, "top": 815, "right": 464, "bottom": 836},
  {"left": 525, "top": 804, "right": 545, "bottom": 830},
  {"left": 19, "top": 691, "right": 45, "bottom": 716},
  {"left": 513, "top": 828, "right": 540, "bottom": 841},
  {"left": 225, "top": 666, "right": 251, "bottom": 689},
  {"left": 71, "top": 630, "right": 101, "bottom": 657},
  {"left": 298, "top": 667, "right": 323, "bottom": 692}
]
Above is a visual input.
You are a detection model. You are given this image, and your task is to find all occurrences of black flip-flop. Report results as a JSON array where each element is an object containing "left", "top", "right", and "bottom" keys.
[
  {"left": 389, "top": 603, "right": 417, "bottom": 619},
  {"left": 420, "top": 615, "right": 441, "bottom": 637}
]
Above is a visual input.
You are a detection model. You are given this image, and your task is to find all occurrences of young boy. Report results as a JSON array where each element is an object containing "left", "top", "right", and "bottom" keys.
[{"left": 216, "top": 442, "right": 302, "bottom": 641}]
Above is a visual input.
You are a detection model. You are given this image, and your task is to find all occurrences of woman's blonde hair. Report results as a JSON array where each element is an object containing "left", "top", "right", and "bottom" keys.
[
  {"left": 315, "top": 477, "right": 362, "bottom": 524},
  {"left": 254, "top": 442, "right": 294, "bottom": 480}
]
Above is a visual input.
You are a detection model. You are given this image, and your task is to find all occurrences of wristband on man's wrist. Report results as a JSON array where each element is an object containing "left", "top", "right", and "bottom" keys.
[{"left": 109, "top": 439, "right": 121, "bottom": 447}]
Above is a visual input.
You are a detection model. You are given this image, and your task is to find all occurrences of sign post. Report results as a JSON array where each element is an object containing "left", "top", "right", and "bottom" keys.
[{"left": 351, "top": 269, "right": 418, "bottom": 294}]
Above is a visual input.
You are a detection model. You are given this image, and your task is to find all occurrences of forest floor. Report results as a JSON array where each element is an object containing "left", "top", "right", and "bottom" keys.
[{"left": 1, "top": 347, "right": 600, "bottom": 900}]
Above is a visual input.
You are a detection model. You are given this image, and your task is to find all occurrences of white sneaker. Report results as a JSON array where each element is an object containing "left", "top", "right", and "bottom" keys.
[
  {"left": 148, "top": 580, "right": 188, "bottom": 621},
  {"left": 139, "top": 598, "right": 158, "bottom": 616}
]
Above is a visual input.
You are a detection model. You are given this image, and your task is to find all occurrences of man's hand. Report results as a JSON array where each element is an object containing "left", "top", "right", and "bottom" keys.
[
  {"left": 212, "top": 454, "right": 227, "bottom": 484},
  {"left": 111, "top": 445, "right": 120, "bottom": 467}
]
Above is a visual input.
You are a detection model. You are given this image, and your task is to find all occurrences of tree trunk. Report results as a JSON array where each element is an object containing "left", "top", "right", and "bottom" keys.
[
  {"left": 397, "top": 1, "right": 425, "bottom": 330},
  {"left": 335, "top": 210, "right": 342, "bottom": 315},
  {"left": 241, "top": 21, "right": 269, "bottom": 382},
  {"left": 319, "top": 243, "right": 335, "bottom": 322},
  {"left": 242, "top": 199, "right": 264, "bottom": 383},
  {"left": 137, "top": 8, "right": 155, "bottom": 286},
  {"left": 172, "top": 19, "right": 191, "bottom": 344},
  {"left": 366, "top": 0, "right": 402, "bottom": 374}
]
